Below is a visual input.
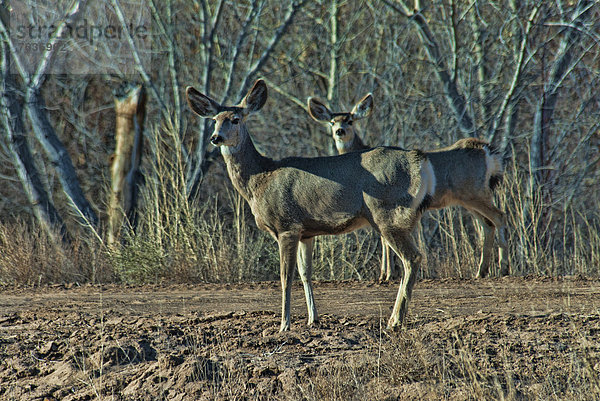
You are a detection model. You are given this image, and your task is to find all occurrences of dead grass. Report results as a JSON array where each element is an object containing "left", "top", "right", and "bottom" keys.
[
  {"left": 0, "top": 220, "right": 112, "bottom": 285},
  {"left": 295, "top": 319, "right": 600, "bottom": 401}
]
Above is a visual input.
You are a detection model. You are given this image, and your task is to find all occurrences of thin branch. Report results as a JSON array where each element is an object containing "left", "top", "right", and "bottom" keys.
[
  {"left": 236, "top": 0, "right": 306, "bottom": 103},
  {"left": 261, "top": 77, "right": 307, "bottom": 111},
  {"left": 543, "top": 20, "right": 600, "bottom": 46},
  {"left": 381, "top": 0, "right": 410, "bottom": 17},
  {"left": 221, "top": 0, "right": 261, "bottom": 104},
  {"left": 30, "top": 0, "right": 87, "bottom": 90},
  {"left": 487, "top": 3, "right": 541, "bottom": 144},
  {"left": 0, "top": 10, "right": 28, "bottom": 81},
  {"left": 111, "top": 0, "right": 169, "bottom": 118},
  {"left": 559, "top": 121, "right": 599, "bottom": 170},
  {"left": 384, "top": 0, "right": 476, "bottom": 135},
  {"left": 149, "top": 0, "right": 183, "bottom": 135},
  {"left": 280, "top": 51, "right": 328, "bottom": 80},
  {"left": 327, "top": 0, "right": 339, "bottom": 106}
]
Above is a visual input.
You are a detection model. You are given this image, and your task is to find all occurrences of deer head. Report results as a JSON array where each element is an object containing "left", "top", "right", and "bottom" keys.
[
  {"left": 186, "top": 80, "right": 268, "bottom": 152},
  {"left": 307, "top": 93, "right": 373, "bottom": 150}
]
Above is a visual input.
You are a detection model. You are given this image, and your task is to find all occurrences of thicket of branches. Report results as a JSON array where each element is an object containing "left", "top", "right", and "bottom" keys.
[{"left": 0, "top": 0, "right": 598, "bottom": 284}]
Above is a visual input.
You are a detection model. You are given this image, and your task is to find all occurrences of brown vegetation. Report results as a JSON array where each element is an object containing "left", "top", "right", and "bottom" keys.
[{"left": 0, "top": 1, "right": 599, "bottom": 398}]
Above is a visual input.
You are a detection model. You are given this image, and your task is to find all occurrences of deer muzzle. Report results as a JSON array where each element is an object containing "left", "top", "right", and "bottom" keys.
[{"left": 211, "top": 134, "right": 224, "bottom": 145}]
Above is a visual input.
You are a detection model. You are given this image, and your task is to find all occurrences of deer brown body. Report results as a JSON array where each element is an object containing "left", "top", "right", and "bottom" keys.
[
  {"left": 187, "top": 80, "right": 435, "bottom": 331},
  {"left": 308, "top": 95, "right": 509, "bottom": 281}
]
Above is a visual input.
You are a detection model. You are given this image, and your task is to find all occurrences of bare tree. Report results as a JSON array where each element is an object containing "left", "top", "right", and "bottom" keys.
[
  {"left": 0, "top": 32, "right": 68, "bottom": 242},
  {"left": 530, "top": 0, "right": 594, "bottom": 189},
  {"left": 383, "top": 0, "right": 475, "bottom": 136},
  {"left": 0, "top": 0, "right": 98, "bottom": 228}
]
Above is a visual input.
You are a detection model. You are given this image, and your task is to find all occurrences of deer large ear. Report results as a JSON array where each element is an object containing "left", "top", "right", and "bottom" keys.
[
  {"left": 307, "top": 97, "right": 332, "bottom": 122},
  {"left": 351, "top": 93, "right": 373, "bottom": 120},
  {"left": 186, "top": 86, "right": 221, "bottom": 117},
  {"left": 239, "top": 79, "right": 268, "bottom": 113}
]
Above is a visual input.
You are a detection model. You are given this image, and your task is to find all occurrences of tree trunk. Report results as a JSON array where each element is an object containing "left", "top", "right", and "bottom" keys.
[
  {"left": 24, "top": 87, "right": 98, "bottom": 227},
  {"left": 0, "top": 0, "right": 97, "bottom": 229},
  {"left": 326, "top": 0, "right": 339, "bottom": 156},
  {"left": 185, "top": 0, "right": 225, "bottom": 199},
  {"left": 1, "top": 41, "right": 69, "bottom": 242},
  {"left": 107, "top": 83, "right": 147, "bottom": 246},
  {"left": 531, "top": 0, "right": 592, "bottom": 188}
]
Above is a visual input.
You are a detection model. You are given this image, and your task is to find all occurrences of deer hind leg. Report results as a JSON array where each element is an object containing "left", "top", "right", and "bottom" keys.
[
  {"left": 465, "top": 200, "right": 510, "bottom": 277},
  {"left": 381, "top": 229, "right": 422, "bottom": 330},
  {"left": 497, "top": 225, "right": 509, "bottom": 276},
  {"left": 297, "top": 238, "right": 318, "bottom": 325},
  {"left": 278, "top": 232, "right": 299, "bottom": 332},
  {"left": 470, "top": 211, "right": 496, "bottom": 278},
  {"left": 379, "top": 237, "right": 395, "bottom": 282}
]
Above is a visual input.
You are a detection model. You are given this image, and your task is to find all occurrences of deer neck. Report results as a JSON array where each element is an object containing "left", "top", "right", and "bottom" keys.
[{"left": 220, "top": 126, "right": 270, "bottom": 202}]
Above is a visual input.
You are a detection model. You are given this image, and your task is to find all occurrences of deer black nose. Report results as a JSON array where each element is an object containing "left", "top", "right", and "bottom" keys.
[
  {"left": 211, "top": 135, "right": 224, "bottom": 145},
  {"left": 335, "top": 128, "right": 345, "bottom": 136}
]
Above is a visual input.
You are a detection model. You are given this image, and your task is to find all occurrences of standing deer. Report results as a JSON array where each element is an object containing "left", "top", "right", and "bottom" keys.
[
  {"left": 308, "top": 94, "right": 509, "bottom": 280},
  {"left": 186, "top": 80, "right": 436, "bottom": 331}
]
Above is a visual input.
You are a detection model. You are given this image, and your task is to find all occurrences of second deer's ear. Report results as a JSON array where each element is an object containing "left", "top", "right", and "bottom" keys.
[
  {"left": 307, "top": 97, "right": 332, "bottom": 122},
  {"left": 240, "top": 79, "right": 268, "bottom": 113},
  {"left": 186, "top": 87, "right": 222, "bottom": 118},
  {"left": 351, "top": 93, "right": 374, "bottom": 120}
]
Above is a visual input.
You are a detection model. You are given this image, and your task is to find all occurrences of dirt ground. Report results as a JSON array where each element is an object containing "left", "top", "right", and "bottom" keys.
[{"left": 1, "top": 277, "right": 600, "bottom": 400}]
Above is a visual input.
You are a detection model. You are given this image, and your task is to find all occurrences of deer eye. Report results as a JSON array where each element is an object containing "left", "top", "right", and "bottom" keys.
[
  {"left": 347, "top": 120, "right": 353, "bottom": 126},
  {"left": 329, "top": 121, "right": 335, "bottom": 126},
  {"left": 231, "top": 117, "right": 240, "bottom": 125}
]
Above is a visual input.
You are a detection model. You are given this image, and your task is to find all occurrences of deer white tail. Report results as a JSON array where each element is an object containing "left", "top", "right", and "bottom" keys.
[
  {"left": 484, "top": 145, "right": 503, "bottom": 191},
  {"left": 412, "top": 158, "right": 436, "bottom": 212}
]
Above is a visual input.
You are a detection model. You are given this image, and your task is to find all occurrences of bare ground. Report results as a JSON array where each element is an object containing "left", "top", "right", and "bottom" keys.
[{"left": 1, "top": 277, "right": 600, "bottom": 400}]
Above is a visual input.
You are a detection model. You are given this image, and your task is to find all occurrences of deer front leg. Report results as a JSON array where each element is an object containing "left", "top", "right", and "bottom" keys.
[
  {"left": 383, "top": 230, "right": 422, "bottom": 330},
  {"left": 297, "top": 238, "right": 318, "bottom": 325},
  {"left": 278, "top": 232, "right": 299, "bottom": 332},
  {"left": 472, "top": 212, "right": 495, "bottom": 278}
]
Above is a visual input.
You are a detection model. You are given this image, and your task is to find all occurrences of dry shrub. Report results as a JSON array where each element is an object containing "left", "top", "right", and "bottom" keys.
[
  {"left": 0, "top": 221, "right": 66, "bottom": 285},
  {"left": 375, "top": 318, "right": 600, "bottom": 401},
  {"left": 312, "top": 231, "right": 381, "bottom": 281},
  {"left": 298, "top": 357, "right": 375, "bottom": 401},
  {"left": 499, "top": 162, "right": 600, "bottom": 277},
  {"left": 0, "top": 220, "right": 112, "bottom": 285}
]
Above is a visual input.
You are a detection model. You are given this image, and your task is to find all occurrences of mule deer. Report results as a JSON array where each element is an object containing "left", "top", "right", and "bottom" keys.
[
  {"left": 186, "top": 80, "right": 435, "bottom": 331},
  {"left": 308, "top": 94, "right": 509, "bottom": 280}
]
